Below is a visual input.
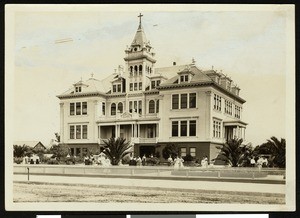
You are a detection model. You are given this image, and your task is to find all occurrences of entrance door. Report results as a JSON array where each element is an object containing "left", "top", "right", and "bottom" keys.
[{"left": 140, "top": 146, "right": 155, "bottom": 158}]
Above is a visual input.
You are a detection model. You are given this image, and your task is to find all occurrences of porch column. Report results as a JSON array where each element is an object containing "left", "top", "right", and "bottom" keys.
[
  {"left": 115, "top": 125, "right": 118, "bottom": 138},
  {"left": 59, "top": 103, "right": 64, "bottom": 143},
  {"left": 131, "top": 124, "right": 133, "bottom": 137},
  {"left": 138, "top": 124, "right": 140, "bottom": 138},
  {"left": 156, "top": 124, "right": 159, "bottom": 138}
]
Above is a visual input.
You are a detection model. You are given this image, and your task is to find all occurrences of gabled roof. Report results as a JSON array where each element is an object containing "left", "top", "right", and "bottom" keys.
[
  {"left": 159, "top": 65, "right": 213, "bottom": 85},
  {"left": 57, "top": 73, "right": 117, "bottom": 98},
  {"left": 14, "top": 141, "right": 46, "bottom": 149}
]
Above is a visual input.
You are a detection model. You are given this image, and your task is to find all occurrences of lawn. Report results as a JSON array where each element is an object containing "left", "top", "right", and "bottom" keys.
[{"left": 13, "top": 181, "right": 285, "bottom": 204}]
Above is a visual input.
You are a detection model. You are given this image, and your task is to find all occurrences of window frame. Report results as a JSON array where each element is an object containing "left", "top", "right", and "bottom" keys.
[
  {"left": 149, "top": 100, "right": 155, "bottom": 113},
  {"left": 111, "top": 103, "right": 116, "bottom": 116}
]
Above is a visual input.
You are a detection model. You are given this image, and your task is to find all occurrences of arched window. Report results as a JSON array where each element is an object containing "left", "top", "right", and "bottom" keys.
[
  {"left": 156, "top": 100, "right": 159, "bottom": 113},
  {"left": 149, "top": 100, "right": 155, "bottom": 113},
  {"left": 117, "top": 102, "right": 123, "bottom": 113},
  {"left": 111, "top": 103, "right": 116, "bottom": 116},
  {"left": 134, "top": 65, "right": 138, "bottom": 76},
  {"left": 139, "top": 65, "right": 143, "bottom": 76},
  {"left": 130, "top": 66, "right": 133, "bottom": 73}
]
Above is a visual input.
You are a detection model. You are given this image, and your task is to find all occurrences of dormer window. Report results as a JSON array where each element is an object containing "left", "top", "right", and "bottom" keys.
[
  {"left": 180, "top": 75, "right": 189, "bottom": 83},
  {"left": 112, "top": 83, "right": 122, "bottom": 93},
  {"left": 75, "top": 86, "right": 82, "bottom": 93},
  {"left": 151, "top": 79, "right": 161, "bottom": 89}
]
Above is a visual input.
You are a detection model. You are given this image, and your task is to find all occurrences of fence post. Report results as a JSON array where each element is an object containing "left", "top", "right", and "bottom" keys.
[{"left": 27, "top": 167, "right": 30, "bottom": 182}]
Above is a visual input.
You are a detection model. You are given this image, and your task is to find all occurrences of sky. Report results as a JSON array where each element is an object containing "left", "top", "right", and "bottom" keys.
[{"left": 8, "top": 5, "right": 292, "bottom": 147}]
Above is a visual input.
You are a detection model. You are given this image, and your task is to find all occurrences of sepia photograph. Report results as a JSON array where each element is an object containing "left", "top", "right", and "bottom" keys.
[{"left": 5, "top": 4, "right": 295, "bottom": 211}]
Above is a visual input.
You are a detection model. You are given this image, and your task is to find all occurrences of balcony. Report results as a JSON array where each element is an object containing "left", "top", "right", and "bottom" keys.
[
  {"left": 139, "top": 137, "right": 158, "bottom": 144},
  {"left": 98, "top": 137, "right": 158, "bottom": 145}
]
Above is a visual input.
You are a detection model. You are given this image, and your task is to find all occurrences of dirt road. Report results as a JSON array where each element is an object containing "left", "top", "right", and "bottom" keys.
[{"left": 13, "top": 181, "right": 285, "bottom": 204}]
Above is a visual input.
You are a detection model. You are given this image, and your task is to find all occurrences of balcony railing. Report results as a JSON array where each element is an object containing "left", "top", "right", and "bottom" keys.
[
  {"left": 99, "top": 137, "right": 158, "bottom": 144},
  {"left": 139, "top": 137, "right": 158, "bottom": 144}
]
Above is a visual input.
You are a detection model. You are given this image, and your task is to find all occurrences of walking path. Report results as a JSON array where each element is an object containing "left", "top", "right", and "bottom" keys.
[{"left": 13, "top": 174, "right": 285, "bottom": 194}]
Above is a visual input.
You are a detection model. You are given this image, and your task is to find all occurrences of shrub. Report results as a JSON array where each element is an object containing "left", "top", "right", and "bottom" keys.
[
  {"left": 47, "top": 159, "right": 59, "bottom": 165},
  {"left": 162, "top": 144, "right": 179, "bottom": 160},
  {"left": 183, "top": 154, "right": 194, "bottom": 162},
  {"left": 146, "top": 157, "right": 160, "bottom": 166},
  {"left": 14, "top": 157, "right": 23, "bottom": 164}
]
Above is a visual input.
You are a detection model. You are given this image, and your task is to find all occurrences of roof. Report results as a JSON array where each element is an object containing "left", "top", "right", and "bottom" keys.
[
  {"left": 159, "top": 65, "right": 213, "bottom": 85},
  {"left": 131, "top": 22, "right": 150, "bottom": 48},
  {"left": 57, "top": 73, "right": 117, "bottom": 98},
  {"left": 13, "top": 141, "right": 46, "bottom": 149}
]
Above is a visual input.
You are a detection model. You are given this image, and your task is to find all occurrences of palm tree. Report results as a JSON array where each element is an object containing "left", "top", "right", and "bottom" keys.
[
  {"left": 256, "top": 136, "right": 286, "bottom": 168},
  {"left": 102, "top": 137, "right": 132, "bottom": 165},
  {"left": 215, "top": 138, "right": 253, "bottom": 167}
]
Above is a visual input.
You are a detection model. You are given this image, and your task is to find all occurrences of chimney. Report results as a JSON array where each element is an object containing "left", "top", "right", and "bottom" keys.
[{"left": 173, "top": 62, "right": 176, "bottom": 66}]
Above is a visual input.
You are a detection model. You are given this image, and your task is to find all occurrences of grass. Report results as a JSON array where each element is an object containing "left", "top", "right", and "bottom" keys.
[{"left": 13, "top": 181, "right": 285, "bottom": 204}]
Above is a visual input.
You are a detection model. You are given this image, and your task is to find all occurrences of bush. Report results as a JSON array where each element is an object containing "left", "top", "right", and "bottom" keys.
[
  {"left": 122, "top": 154, "right": 131, "bottom": 165},
  {"left": 146, "top": 157, "right": 160, "bottom": 166},
  {"left": 183, "top": 154, "right": 194, "bottom": 162},
  {"left": 47, "top": 159, "right": 59, "bottom": 165},
  {"left": 14, "top": 157, "right": 23, "bottom": 164}
]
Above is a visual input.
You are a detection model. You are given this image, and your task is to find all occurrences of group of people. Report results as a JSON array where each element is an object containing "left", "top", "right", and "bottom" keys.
[
  {"left": 250, "top": 156, "right": 269, "bottom": 168},
  {"left": 167, "top": 155, "right": 184, "bottom": 168},
  {"left": 84, "top": 153, "right": 111, "bottom": 166},
  {"left": 22, "top": 155, "right": 40, "bottom": 164}
]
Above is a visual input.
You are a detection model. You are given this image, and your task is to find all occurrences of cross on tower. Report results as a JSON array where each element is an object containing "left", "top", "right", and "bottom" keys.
[{"left": 138, "top": 13, "right": 143, "bottom": 25}]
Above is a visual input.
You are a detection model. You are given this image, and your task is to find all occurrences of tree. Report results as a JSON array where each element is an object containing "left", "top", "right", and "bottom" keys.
[
  {"left": 50, "top": 144, "right": 69, "bottom": 160},
  {"left": 256, "top": 136, "right": 286, "bottom": 168},
  {"left": 215, "top": 138, "right": 253, "bottom": 167},
  {"left": 13, "top": 144, "right": 32, "bottom": 158},
  {"left": 102, "top": 137, "right": 132, "bottom": 165},
  {"left": 162, "top": 144, "right": 179, "bottom": 160}
]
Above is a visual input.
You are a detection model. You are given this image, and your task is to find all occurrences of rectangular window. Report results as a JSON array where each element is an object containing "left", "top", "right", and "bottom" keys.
[
  {"left": 82, "top": 102, "right": 87, "bottom": 115},
  {"left": 70, "top": 126, "right": 74, "bottom": 139},
  {"left": 181, "top": 94, "right": 188, "bottom": 109},
  {"left": 213, "top": 120, "right": 221, "bottom": 138},
  {"left": 70, "top": 103, "right": 75, "bottom": 115},
  {"left": 117, "top": 84, "right": 121, "bottom": 92},
  {"left": 180, "top": 147, "right": 187, "bottom": 157},
  {"left": 156, "top": 80, "right": 161, "bottom": 87},
  {"left": 113, "top": 85, "right": 116, "bottom": 92},
  {"left": 76, "top": 102, "right": 81, "bottom": 115},
  {"left": 138, "top": 100, "right": 142, "bottom": 114},
  {"left": 82, "top": 125, "right": 87, "bottom": 139},
  {"left": 172, "top": 94, "right": 179, "bottom": 109},
  {"left": 102, "top": 102, "right": 105, "bottom": 115},
  {"left": 134, "top": 83, "right": 137, "bottom": 91},
  {"left": 189, "top": 120, "right": 196, "bottom": 136},
  {"left": 180, "top": 121, "right": 187, "bottom": 136},
  {"left": 172, "top": 121, "right": 179, "bottom": 137},
  {"left": 189, "top": 93, "right": 196, "bottom": 108},
  {"left": 190, "top": 147, "right": 196, "bottom": 157},
  {"left": 134, "top": 101, "right": 138, "bottom": 112},
  {"left": 151, "top": 81, "right": 156, "bottom": 89},
  {"left": 139, "top": 82, "right": 142, "bottom": 90},
  {"left": 76, "top": 125, "right": 81, "bottom": 139},
  {"left": 129, "top": 101, "right": 133, "bottom": 113},
  {"left": 185, "top": 75, "right": 189, "bottom": 82},
  {"left": 130, "top": 83, "right": 133, "bottom": 91},
  {"left": 180, "top": 75, "right": 184, "bottom": 82}
]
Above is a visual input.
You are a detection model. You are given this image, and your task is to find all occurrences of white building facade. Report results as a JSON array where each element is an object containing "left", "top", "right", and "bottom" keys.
[{"left": 57, "top": 15, "right": 247, "bottom": 161}]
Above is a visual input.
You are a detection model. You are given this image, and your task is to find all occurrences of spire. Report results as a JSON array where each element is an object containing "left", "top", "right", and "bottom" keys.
[
  {"left": 130, "top": 13, "right": 150, "bottom": 49},
  {"left": 138, "top": 13, "right": 143, "bottom": 29}
]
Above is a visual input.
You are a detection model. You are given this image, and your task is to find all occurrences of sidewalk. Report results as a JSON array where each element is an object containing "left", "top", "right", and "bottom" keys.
[{"left": 13, "top": 174, "right": 285, "bottom": 194}]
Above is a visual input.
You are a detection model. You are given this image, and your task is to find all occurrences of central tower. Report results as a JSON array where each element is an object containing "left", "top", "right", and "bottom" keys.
[{"left": 124, "top": 13, "right": 156, "bottom": 93}]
